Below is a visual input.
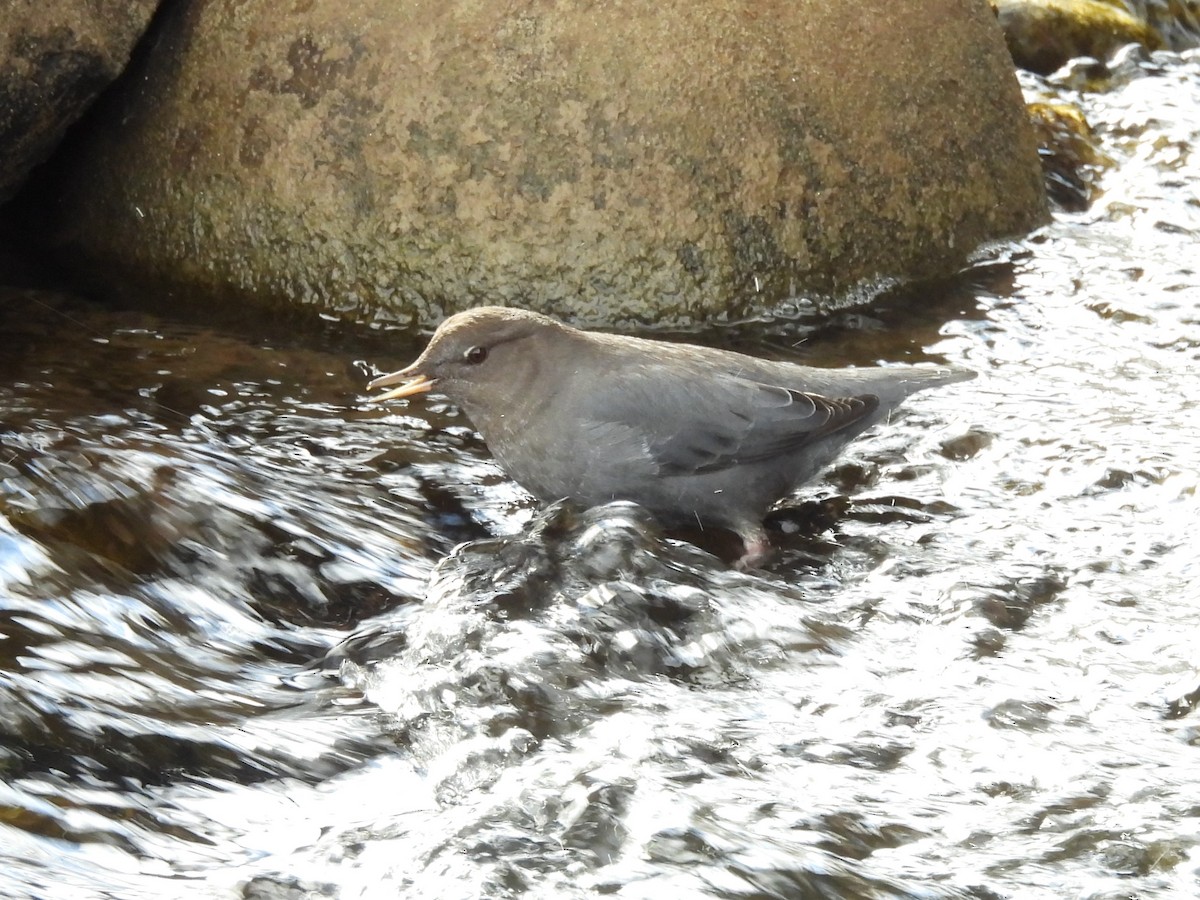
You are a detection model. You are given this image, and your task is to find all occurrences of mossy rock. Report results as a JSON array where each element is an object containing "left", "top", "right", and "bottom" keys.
[{"left": 994, "top": 0, "right": 1165, "bottom": 74}]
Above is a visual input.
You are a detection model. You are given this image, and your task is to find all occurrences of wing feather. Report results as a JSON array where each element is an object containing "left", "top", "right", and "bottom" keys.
[{"left": 579, "top": 366, "right": 879, "bottom": 477}]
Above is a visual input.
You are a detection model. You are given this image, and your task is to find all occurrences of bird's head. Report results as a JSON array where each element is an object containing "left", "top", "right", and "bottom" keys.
[{"left": 367, "top": 306, "right": 576, "bottom": 415}]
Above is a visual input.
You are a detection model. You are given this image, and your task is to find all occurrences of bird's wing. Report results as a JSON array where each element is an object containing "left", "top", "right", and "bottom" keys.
[{"left": 579, "top": 365, "right": 880, "bottom": 476}]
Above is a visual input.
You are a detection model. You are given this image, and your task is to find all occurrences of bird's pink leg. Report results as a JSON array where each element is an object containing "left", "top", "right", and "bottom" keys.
[{"left": 734, "top": 526, "right": 774, "bottom": 570}]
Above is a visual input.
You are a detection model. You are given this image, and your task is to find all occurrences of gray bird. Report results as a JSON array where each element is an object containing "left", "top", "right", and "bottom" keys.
[{"left": 368, "top": 306, "right": 973, "bottom": 567}]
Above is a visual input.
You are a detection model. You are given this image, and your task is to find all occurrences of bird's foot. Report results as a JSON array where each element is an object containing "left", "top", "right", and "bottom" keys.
[{"left": 734, "top": 529, "right": 775, "bottom": 570}]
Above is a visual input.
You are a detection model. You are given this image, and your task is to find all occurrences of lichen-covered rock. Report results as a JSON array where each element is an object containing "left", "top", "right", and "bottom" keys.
[
  {"left": 52, "top": 0, "right": 1047, "bottom": 327},
  {"left": 0, "top": 0, "right": 159, "bottom": 203}
]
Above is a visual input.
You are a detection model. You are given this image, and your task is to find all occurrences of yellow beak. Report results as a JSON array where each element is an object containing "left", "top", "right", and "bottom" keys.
[{"left": 367, "top": 363, "right": 435, "bottom": 402}]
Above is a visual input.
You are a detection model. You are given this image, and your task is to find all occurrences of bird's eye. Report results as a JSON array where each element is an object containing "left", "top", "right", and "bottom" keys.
[{"left": 464, "top": 345, "right": 488, "bottom": 365}]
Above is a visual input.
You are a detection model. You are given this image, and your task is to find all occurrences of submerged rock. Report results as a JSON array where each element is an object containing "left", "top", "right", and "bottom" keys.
[{"left": 50, "top": 0, "right": 1046, "bottom": 326}]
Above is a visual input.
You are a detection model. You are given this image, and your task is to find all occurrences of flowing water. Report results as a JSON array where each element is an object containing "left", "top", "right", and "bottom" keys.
[{"left": 2, "top": 47, "right": 1199, "bottom": 900}]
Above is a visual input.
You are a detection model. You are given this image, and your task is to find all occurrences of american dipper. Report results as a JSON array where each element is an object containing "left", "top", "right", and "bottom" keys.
[{"left": 369, "top": 307, "right": 973, "bottom": 566}]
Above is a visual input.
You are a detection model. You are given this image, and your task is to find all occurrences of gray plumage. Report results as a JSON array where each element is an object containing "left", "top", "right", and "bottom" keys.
[{"left": 369, "top": 306, "right": 973, "bottom": 566}]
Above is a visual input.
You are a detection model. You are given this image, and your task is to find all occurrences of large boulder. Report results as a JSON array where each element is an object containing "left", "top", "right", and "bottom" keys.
[
  {"left": 52, "top": 0, "right": 1047, "bottom": 326},
  {"left": 0, "top": 0, "right": 160, "bottom": 203}
]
